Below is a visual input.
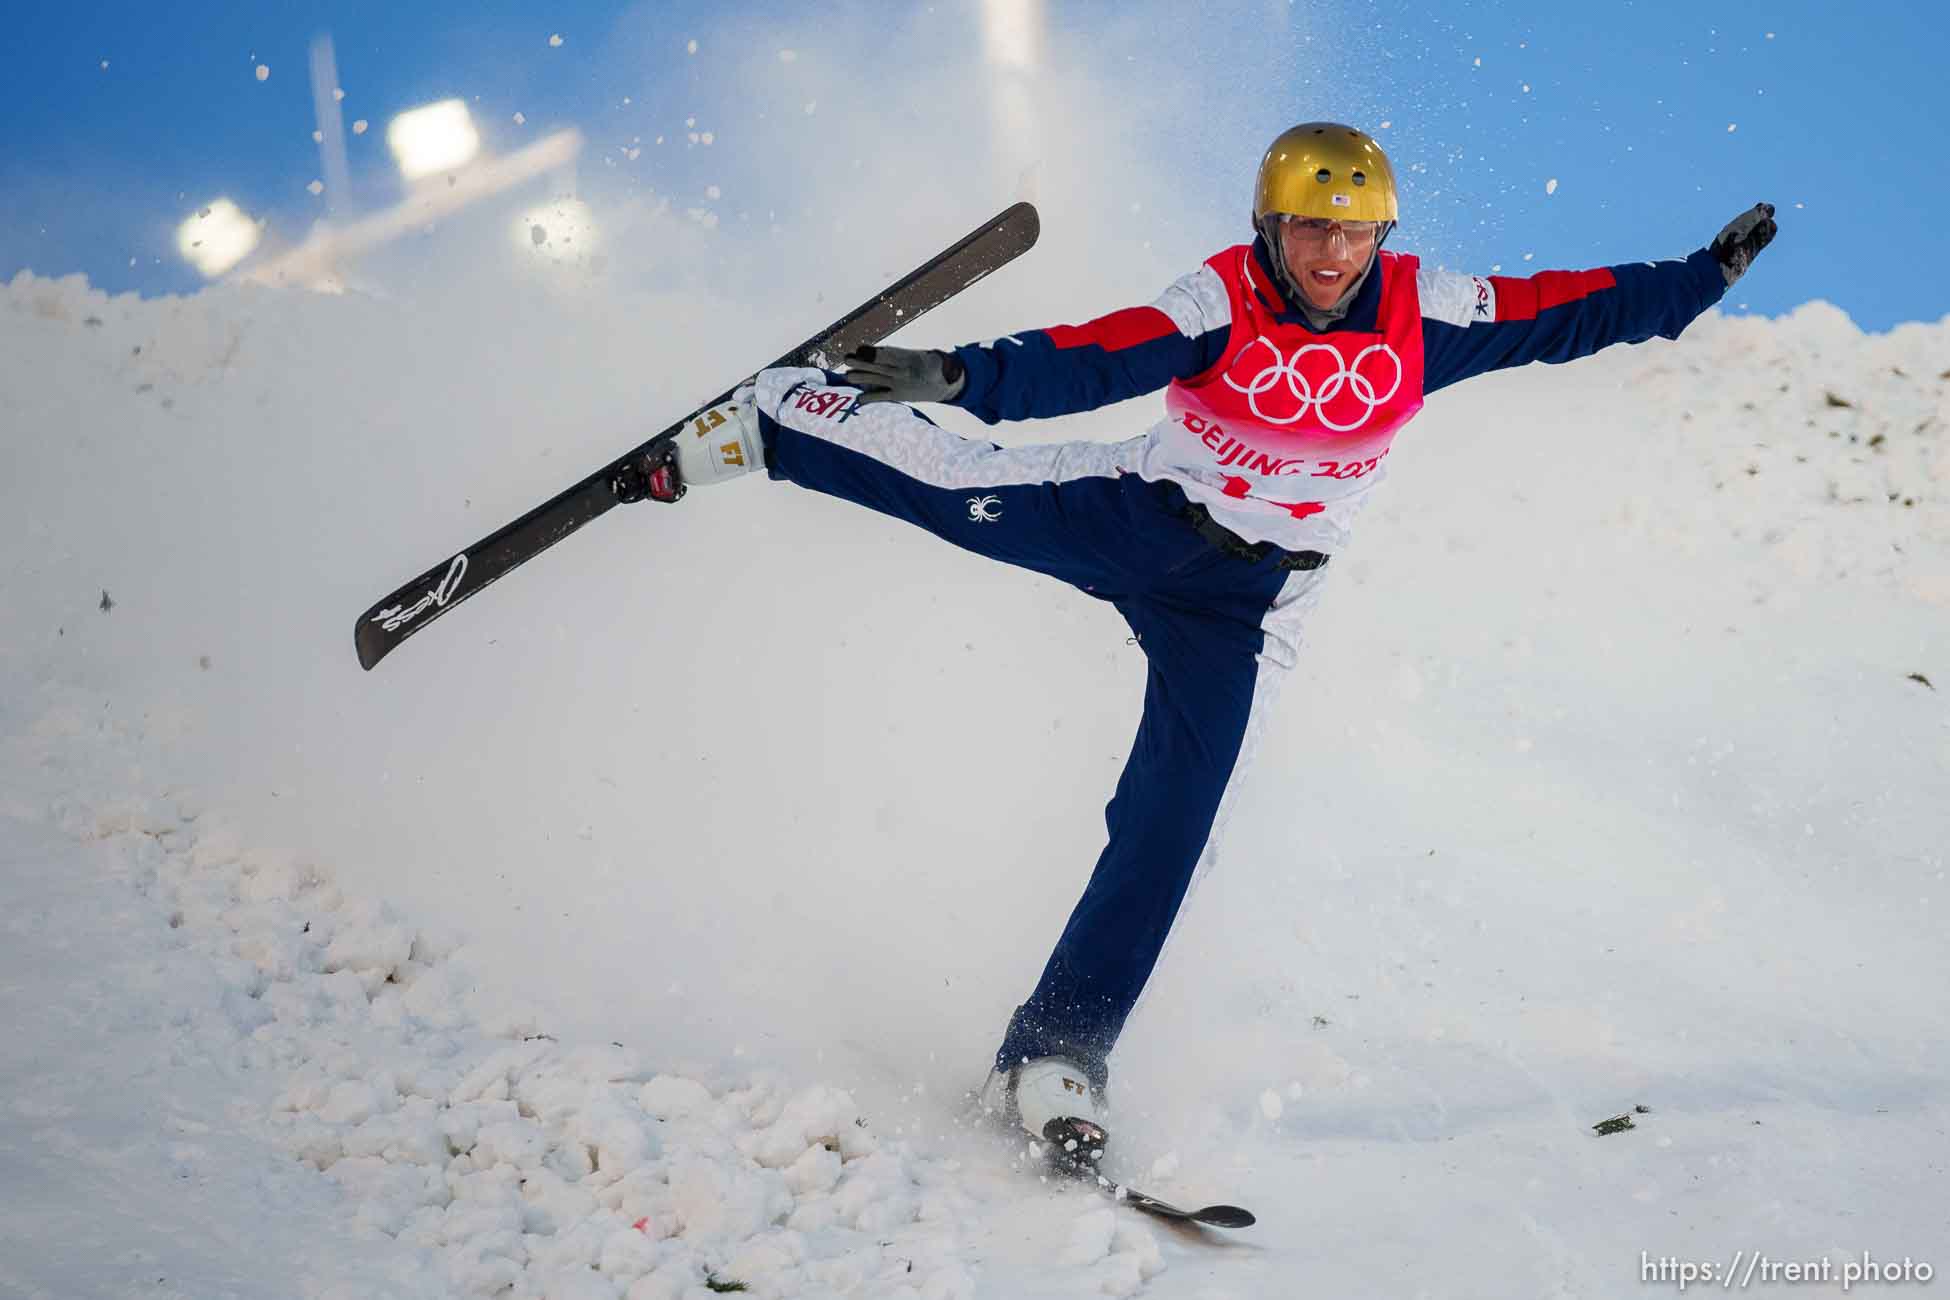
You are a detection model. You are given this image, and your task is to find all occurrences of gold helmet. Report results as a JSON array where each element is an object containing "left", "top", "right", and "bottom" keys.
[{"left": 1253, "top": 122, "right": 1399, "bottom": 224}]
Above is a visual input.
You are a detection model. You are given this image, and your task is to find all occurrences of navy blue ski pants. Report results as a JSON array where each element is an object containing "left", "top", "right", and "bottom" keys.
[{"left": 750, "top": 369, "right": 1328, "bottom": 1091}]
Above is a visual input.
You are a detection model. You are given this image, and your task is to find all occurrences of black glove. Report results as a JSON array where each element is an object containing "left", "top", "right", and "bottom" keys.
[
  {"left": 1710, "top": 202, "right": 1777, "bottom": 287},
  {"left": 844, "top": 345, "right": 966, "bottom": 405}
]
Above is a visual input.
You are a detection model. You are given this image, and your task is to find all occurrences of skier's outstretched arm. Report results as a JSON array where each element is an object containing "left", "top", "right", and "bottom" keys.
[
  {"left": 1419, "top": 203, "right": 1777, "bottom": 395},
  {"left": 844, "top": 263, "right": 1233, "bottom": 424}
]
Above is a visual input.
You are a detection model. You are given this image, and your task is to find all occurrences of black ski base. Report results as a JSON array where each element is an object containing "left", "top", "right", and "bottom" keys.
[
  {"left": 1070, "top": 1167, "right": 1256, "bottom": 1230},
  {"left": 972, "top": 1090, "right": 1255, "bottom": 1230},
  {"left": 1035, "top": 1121, "right": 1253, "bottom": 1229}
]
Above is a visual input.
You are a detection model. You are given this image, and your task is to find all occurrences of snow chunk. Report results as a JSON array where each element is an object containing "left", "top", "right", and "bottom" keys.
[
  {"left": 531, "top": 1269, "right": 610, "bottom": 1300},
  {"left": 473, "top": 1116, "right": 548, "bottom": 1168},
  {"left": 724, "top": 1230, "right": 808, "bottom": 1286},
  {"left": 319, "top": 1077, "right": 388, "bottom": 1125},
  {"left": 668, "top": 1156, "right": 790, "bottom": 1242},
  {"left": 638, "top": 1074, "right": 715, "bottom": 1119},
  {"left": 322, "top": 912, "right": 413, "bottom": 981},
  {"left": 327, "top": 1156, "right": 445, "bottom": 1235},
  {"left": 828, "top": 1150, "right": 913, "bottom": 1232},
  {"left": 781, "top": 1144, "right": 841, "bottom": 1195},
  {"left": 1112, "top": 1216, "right": 1166, "bottom": 1283},
  {"left": 342, "top": 1102, "right": 448, "bottom": 1166},
  {"left": 572, "top": 1096, "right": 662, "bottom": 1176},
  {"left": 1057, "top": 1207, "right": 1116, "bottom": 1266},
  {"left": 238, "top": 858, "right": 304, "bottom": 902},
  {"left": 742, "top": 1084, "right": 870, "bottom": 1168}
]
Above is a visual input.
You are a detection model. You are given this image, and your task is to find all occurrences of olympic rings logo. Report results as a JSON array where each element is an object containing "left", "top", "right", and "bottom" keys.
[{"left": 1220, "top": 337, "right": 1403, "bottom": 431}]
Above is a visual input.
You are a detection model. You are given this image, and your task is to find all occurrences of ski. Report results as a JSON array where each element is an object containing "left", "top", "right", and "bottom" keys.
[
  {"left": 1030, "top": 1121, "right": 1253, "bottom": 1228},
  {"left": 1080, "top": 1171, "right": 1256, "bottom": 1229},
  {"left": 353, "top": 201, "right": 1042, "bottom": 671}
]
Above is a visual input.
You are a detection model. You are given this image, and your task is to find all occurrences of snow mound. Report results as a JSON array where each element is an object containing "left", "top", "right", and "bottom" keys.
[
  {"left": 2, "top": 690, "right": 1169, "bottom": 1298},
  {"left": 153, "top": 821, "right": 977, "bottom": 1297},
  {"left": 1622, "top": 305, "right": 1950, "bottom": 596}
]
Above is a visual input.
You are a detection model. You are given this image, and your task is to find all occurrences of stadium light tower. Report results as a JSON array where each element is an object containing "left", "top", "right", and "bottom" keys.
[
  {"left": 981, "top": 0, "right": 1043, "bottom": 68},
  {"left": 308, "top": 34, "right": 352, "bottom": 215}
]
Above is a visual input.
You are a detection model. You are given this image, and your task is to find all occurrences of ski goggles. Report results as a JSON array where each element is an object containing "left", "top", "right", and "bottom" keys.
[{"left": 1273, "top": 215, "right": 1387, "bottom": 248}]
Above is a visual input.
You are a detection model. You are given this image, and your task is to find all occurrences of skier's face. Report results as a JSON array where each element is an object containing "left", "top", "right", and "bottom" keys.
[{"left": 1276, "top": 217, "right": 1381, "bottom": 310}]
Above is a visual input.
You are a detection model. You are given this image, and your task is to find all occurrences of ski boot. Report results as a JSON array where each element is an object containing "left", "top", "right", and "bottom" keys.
[
  {"left": 978, "top": 1057, "right": 1108, "bottom": 1178},
  {"left": 613, "top": 387, "right": 765, "bottom": 504}
]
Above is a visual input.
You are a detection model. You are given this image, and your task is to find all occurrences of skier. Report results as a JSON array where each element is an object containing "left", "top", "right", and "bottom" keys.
[{"left": 650, "top": 123, "right": 1776, "bottom": 1170}]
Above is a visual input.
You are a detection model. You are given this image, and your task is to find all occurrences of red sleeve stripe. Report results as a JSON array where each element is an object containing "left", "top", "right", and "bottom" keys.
[
  {"left": 1044, "top": 305, "right": 1180, "bottom": 351},
  {"left": 1488, "top": 268, "right": 1617, "bottom": 322}
]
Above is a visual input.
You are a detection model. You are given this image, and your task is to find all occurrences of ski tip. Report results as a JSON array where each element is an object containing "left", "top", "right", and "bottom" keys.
[
  {"left": 354, "top": 616, "right": 391, "bottom": 671},
  {"left": 1193, "top": 1205, "right": 1256, "bottom": 1230},
  {"left": 1003, "top": 200, "right": 1041, "bottom": 244}
]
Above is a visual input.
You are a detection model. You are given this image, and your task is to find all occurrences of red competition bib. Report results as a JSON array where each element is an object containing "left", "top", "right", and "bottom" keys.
[{"left": 1162, "top": 247, "right": 1426, "bottom": 520}]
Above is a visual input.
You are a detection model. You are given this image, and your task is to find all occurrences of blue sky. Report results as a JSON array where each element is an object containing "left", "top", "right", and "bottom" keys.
[{"left": 4, "top": 0, "right": 1946, "bottom": 329}]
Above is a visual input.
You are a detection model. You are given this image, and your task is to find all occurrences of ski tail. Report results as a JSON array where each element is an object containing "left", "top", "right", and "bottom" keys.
[{"left": 353, "top": 201, "right": 1041, "bottom": 672}]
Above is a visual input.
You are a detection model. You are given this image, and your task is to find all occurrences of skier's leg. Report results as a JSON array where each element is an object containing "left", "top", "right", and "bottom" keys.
[
  {"left": 745, "top": 367, "right": 1147, "bottom": 581},
  {"left": 992, "top": 562, "right": 1331, "bottom": 1093}
]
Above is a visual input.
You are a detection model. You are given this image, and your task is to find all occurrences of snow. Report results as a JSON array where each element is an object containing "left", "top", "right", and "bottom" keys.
[
  {"left": 0, "top": 674, "right": 1165, "bottom": 1297},
  {"left": 2, "top": 222, "right": 1947, "bottom": 1298}
]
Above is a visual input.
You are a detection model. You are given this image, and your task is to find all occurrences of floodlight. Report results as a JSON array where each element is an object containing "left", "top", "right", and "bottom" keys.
[
  {"left": 387, "top": 99, "right": 481, "bottom": 181},
  {"left": 176, "top": 198, "right": 261, "bottom": 276}
]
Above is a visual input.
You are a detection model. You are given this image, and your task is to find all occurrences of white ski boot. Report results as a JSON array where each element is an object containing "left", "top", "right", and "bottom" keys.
[
  {"left": 633, "top": 387, "right": 766, "bottom": 503},
  {"left": 676, "top": 388, "right": 766, "bottom": 488},
  {"left": 978, "top": 1057, "right": 1107, "bottom": 1175}
]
